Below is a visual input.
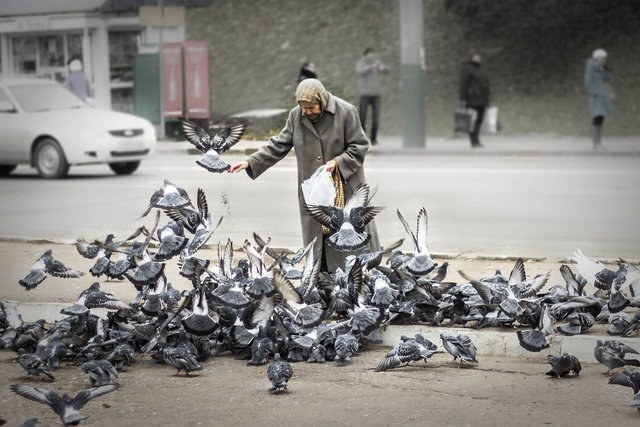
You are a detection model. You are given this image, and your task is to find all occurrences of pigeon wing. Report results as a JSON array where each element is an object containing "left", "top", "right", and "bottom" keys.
[
  {"left": 396, "top": 209, "right": 418, "bottom": 251},
  {"left": 71, "top": 384, "right": 120, "bottom": 409},
  {"left": 212, "top": 123, "right": 247, "bottom": 153},
  {"left": 182, "top": 119, "right": 211, "bottom": 152}
]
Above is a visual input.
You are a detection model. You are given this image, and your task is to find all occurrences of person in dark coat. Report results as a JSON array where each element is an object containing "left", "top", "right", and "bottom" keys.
[
  {"left": 459, "top": 52, "right": 490, "bottom": 148},
  {"left": 297, "top": 62, "right": 317, "bottom": 83},
  {"left": 229, "top": 78, "right": 380, "bottom": 273},
  {"left": 584, "top": 48, "right": 613, "bottom": 149}
]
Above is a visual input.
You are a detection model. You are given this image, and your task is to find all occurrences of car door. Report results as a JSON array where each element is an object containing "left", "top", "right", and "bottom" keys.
[{"left": 0, "top": 86, "right": 31, "bottom": 163}]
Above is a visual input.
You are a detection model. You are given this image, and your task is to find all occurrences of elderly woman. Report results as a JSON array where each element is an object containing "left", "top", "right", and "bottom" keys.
[
  {"left": 584, "top": 48, "right": 613, "bottom": 149},
  {"left": 230, "top": 78, "right": 379, "bottom": 272}
]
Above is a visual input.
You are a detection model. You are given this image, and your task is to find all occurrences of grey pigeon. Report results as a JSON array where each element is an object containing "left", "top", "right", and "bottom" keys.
[
  {"left": 375, "top": 334, "right": 441, "bottom": 372},
  {"left": 267, "top": 353, "right": 293, "bottom": 393},
  {"left": 609, "top": 369, "right": 640, "bottom": 394},
  {"left": 80, "top": 359, "right": 119, "bottom": 386},
  {"left": 10, "top": 383, "right": 119, "bottom": 426},
  {"left": 305, "top": 183, "right": 383, "bottom": 252},
  {"left": 181, "top": 286, "right": 217, "bottom": 337},
  {"left": 247, "top": 326, "right": 274, "bottom": 366},
  {"left": 182, "top": 120, "right": 247, "bottom": 173},
  {"left": 162, "top": 346, "right": 202, "bottom": 375},
  {"left": 141, "top": 179, "right": 192, "bottom": 217},
  {"left": 517, "top": 303, "right": 555, "bottom": 352},
  {"left": 545, "top": 353, "right": 581, "bottom": 378},
  {"left": 18, "top": 353, "right": 55, "bottom": 381},
  {"left": 396, "top": 207, "right": 437, "bottom": 276},
  {"left": 440, "top": 331, "right": 478, "bottom": 365},
  {"left": 334, "top": 331, "right": 359, "bottom": 363},
  {"left": 594, "top": 339, "right": 640, "bottom": 375},
  {"left": 19, "top": 249, "right": 83, "bottom": 290}
]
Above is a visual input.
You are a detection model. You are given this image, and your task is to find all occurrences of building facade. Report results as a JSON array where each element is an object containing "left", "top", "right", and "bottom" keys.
[{"left": 0, "top": 0, "right": 193, "bottom": 113}]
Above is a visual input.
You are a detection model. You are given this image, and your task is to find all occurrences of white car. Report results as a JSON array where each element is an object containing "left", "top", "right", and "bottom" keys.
[{"left": 0, "top": 76, "right": 157, "bottom": 178}]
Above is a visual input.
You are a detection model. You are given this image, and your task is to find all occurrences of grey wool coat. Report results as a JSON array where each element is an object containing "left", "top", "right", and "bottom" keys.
[
  {"left": 246, "top": 93, "right": 380, "bottom": 273},
  {"left": 584, "top": 58, "right": 612, "bottom": 118}
]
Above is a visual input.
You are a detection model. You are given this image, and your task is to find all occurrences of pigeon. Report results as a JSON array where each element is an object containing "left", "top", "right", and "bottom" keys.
[
  {"left": 440, "top": 331, "right": 478, "bottom": 365},
  {"left": 75, "top": 235, "right": 120, "bottom": 277},
  {"left": 334, "top": 331, "right": 359, "bottom": 363},
  {"left": 80, "top": 359, "right": 119, "bottom": 386},
  {"left": 517, "top": 303, "right": 555, "bottom": 352},
  {"left": 396, "top": 207, "right": 437, "bottom": 276},
  {"left": 182, "top": 119, "right": 247, "bottom": 173},
  {"left": 375, "top": 334, "right": 440, "bottom": 372},
  {"left": 247, "top": 326, "right": 274, "bottom": 366},
  {"left": 305, "top": 183, "right": 384, "bottom": 252},
  {"left": 609, "top": 369, "right": 640, "bottom": 394},
  {"left": 18, "top": 353, "right": 55, "bottom": 381},
  {"left": 141, "top": 179, "right": 192, "bottom": 218},
  {"left": 10, "top": 383, "right": 119, "bottom": 426},
  {"left": 154, "top": 222, "right": 189, "bottom": 261},
  {"left": 267, "top": 353, "right": 294, "bottom": 393},
  {"left": 594, "top": 339, "right": 640, "bottom": 375},
  {"left": 545, "top": 353, "right": 581, "bottom": 378},
  {"left": 181, "top": 188, "right": 224, "bottom": 257},
  {"left": 570, "top": 249, "right": 617, "bottom": 290},
  {"left": 19, "top": 249, "right": 83, "bottom": 290},
  {"left": 162, "top": 346, "right": 202, "bottom": 375},
  {"left": 181, "top": 286, "right": 217, "bottom": 337}
]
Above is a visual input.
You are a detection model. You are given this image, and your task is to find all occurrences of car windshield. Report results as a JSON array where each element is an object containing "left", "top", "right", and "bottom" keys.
[{"left": 8, "top": 82, "right": 87, "bottom": 113}]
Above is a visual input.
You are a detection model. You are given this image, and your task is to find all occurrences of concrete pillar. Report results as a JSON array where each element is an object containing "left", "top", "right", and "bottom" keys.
[
  {"left": 399, "top": 0, "right": 426, "bottom": 148},
  {"left": 91, "top": 21, "right": 111, "bottom": 110},
  {"left": 0, "top": 34, "right": 10, "bottom": 75}
]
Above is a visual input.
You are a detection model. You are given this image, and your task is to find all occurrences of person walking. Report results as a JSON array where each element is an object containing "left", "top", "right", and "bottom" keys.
[
  {"left": 229, "top": 78, "right": 380, "bottom": 273},
  {"left": 584, "top": 48, "right": 613, "bottom": 150},
  {"left": 459, "top": 51, "right": 490, "bottom": 148},
  {"left": 356, "top": 48, "right": 389, "bottom": 146},
  {"left": 64, "top": 58, "right": 93, "bottom": 104}
]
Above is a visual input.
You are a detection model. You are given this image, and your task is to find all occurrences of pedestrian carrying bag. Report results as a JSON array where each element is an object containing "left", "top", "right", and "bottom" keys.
[
  {"left": 481, "top": 106, "right": 499, "bottom": 133},
  {"left": 301, "top": 165, "right": 336, "bottom": 206},
  {"left": 454, "top": 107, "right": 476, "bottom": 133}
]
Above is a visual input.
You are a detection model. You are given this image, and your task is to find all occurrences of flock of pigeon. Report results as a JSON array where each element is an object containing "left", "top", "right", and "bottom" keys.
[{"left": 1, "top": 120, "right": 640, "bottom": 425}]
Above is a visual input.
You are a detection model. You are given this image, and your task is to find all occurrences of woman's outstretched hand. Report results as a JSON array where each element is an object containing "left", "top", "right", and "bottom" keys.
[{"left": 228, "top": 161, "right": 249, "bottom": 173}]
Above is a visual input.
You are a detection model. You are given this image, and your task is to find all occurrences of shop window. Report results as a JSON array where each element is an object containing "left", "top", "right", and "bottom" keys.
[
  {"left": 12, "top": 37, "right": 37, "bottom": 75},
  {"left": 109, "top": 31, "right": 139, "bottom": 113}
]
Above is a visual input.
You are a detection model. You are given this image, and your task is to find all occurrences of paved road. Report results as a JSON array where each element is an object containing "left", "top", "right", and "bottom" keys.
[{"left": 0, "top": 146, "right": 639, "bottom": 261}]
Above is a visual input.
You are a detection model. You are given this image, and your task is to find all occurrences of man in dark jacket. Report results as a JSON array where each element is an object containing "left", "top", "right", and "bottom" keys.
[{"left": 459, "top": 52, "right": 490, "bottom": 148}]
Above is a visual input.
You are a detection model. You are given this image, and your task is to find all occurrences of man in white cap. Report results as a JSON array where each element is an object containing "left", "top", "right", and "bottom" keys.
[{"left": 584, "top": 48, "right": 613, "bottom": 149}]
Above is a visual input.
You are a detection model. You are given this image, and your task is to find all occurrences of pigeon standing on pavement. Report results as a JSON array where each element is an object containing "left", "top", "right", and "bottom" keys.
[
  {"left": 17, "top": 353, "right": 55, "bottom": 381},
  {"left": 267, "top": 353, "right": 294, "bottom": 393},
  {"left": 594, "top": 339, "right": 640, "bottom": 375},
  {"left": 545, "top": 353, "right": 581, "bottom": 378},
  {"left": 19, "top": 250, "right": 83, "bottom": 290},
  {"left": 80, "top": 359, "right": 119, "bottom": 386},
  {"left": 182, "top": 119, "right": 247, "bottom": 173},
  {"left": 440, "top": 331, "right": 478, "bottom": 365},
  {"left": 10, "top": 383, "right": 119, "bottom": 426}
]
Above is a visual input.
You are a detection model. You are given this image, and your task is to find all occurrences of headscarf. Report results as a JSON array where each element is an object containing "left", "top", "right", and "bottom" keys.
[
  {"left": 295, "top": 78, "right": 329, "bottom": 112},
  {"left": 592, "top": 49, "right": 607, "bottom": 59},
  {"left": 69, "top": 59, "right": 83, "bottom": 72}
]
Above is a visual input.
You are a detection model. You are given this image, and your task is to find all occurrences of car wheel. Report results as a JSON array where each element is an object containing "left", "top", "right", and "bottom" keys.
[
  {"left": 35, "top": 138, "right": 69, "bottom": 179},
  {"left": 109, "top": 161, "right": 140, "bottom": 175},
  {"left": 0, "top": 165, "right": 17, "bottom": 176}
]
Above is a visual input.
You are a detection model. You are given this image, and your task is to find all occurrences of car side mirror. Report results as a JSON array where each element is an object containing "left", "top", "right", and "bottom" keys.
[{"left": 0, "top": 100, "right": 16, "bottom": 113}]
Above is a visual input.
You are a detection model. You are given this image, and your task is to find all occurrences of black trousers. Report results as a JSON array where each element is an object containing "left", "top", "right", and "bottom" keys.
[
  {"left": 468, "top": 105, "right": 486, "bottom": 145},
  {"left": 359, "top": 95, "right": 381, "bottom": 144}
]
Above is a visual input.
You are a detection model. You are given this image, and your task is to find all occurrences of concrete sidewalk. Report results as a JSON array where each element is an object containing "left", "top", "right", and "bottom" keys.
[{"left": 157, "top": 133, "right": 640, "bottom": 157}]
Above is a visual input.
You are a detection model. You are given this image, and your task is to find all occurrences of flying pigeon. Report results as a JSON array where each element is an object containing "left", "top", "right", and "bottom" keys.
[
  {"left": 19, "top": 250, "right": 83, "bottom": 290},
  {"left": 10, "top": 383, "right": 119, "bottom": 426},
  {"left": 305, "top": 183, "right": 383, "bottom": 252},
  {"left": 396, "top": 207, "right": 437, "bottom": 276},
  {"left": 516, "top": 303, "right": 556, "bottom": 352},
  {"left": 440, "top": 331, "right": 478, "bottom": 365},
  {"left": 545, "top": 353, "right": 581, "bottom": 378},
  {"left": 267, "top": 352, "right": 294, "bottom": 393},
  {"left": 182, "top": 119, "right": 247, "bottom": 173},
  {"left": 375, "top": 334, "right": 441, "bottom": 372},
  {"left": 141, "top": 179, "right": 193, "bottom": 218}
]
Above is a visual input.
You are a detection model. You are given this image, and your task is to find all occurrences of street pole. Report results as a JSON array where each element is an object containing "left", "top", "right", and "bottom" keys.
[
  {"left": 399, "top": 0, "right": 425, "bottom": 148},
  {"left": 158, "top": 0, "right": 165, "bottom": 139}
]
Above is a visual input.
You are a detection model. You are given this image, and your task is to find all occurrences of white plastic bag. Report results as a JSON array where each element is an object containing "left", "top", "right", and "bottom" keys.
[
  {"left": 301, "top": 165, "right": 336, "bottom": 206},
  {"left": 481, "top": 106, "right": 499, "bottom": 133}
]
